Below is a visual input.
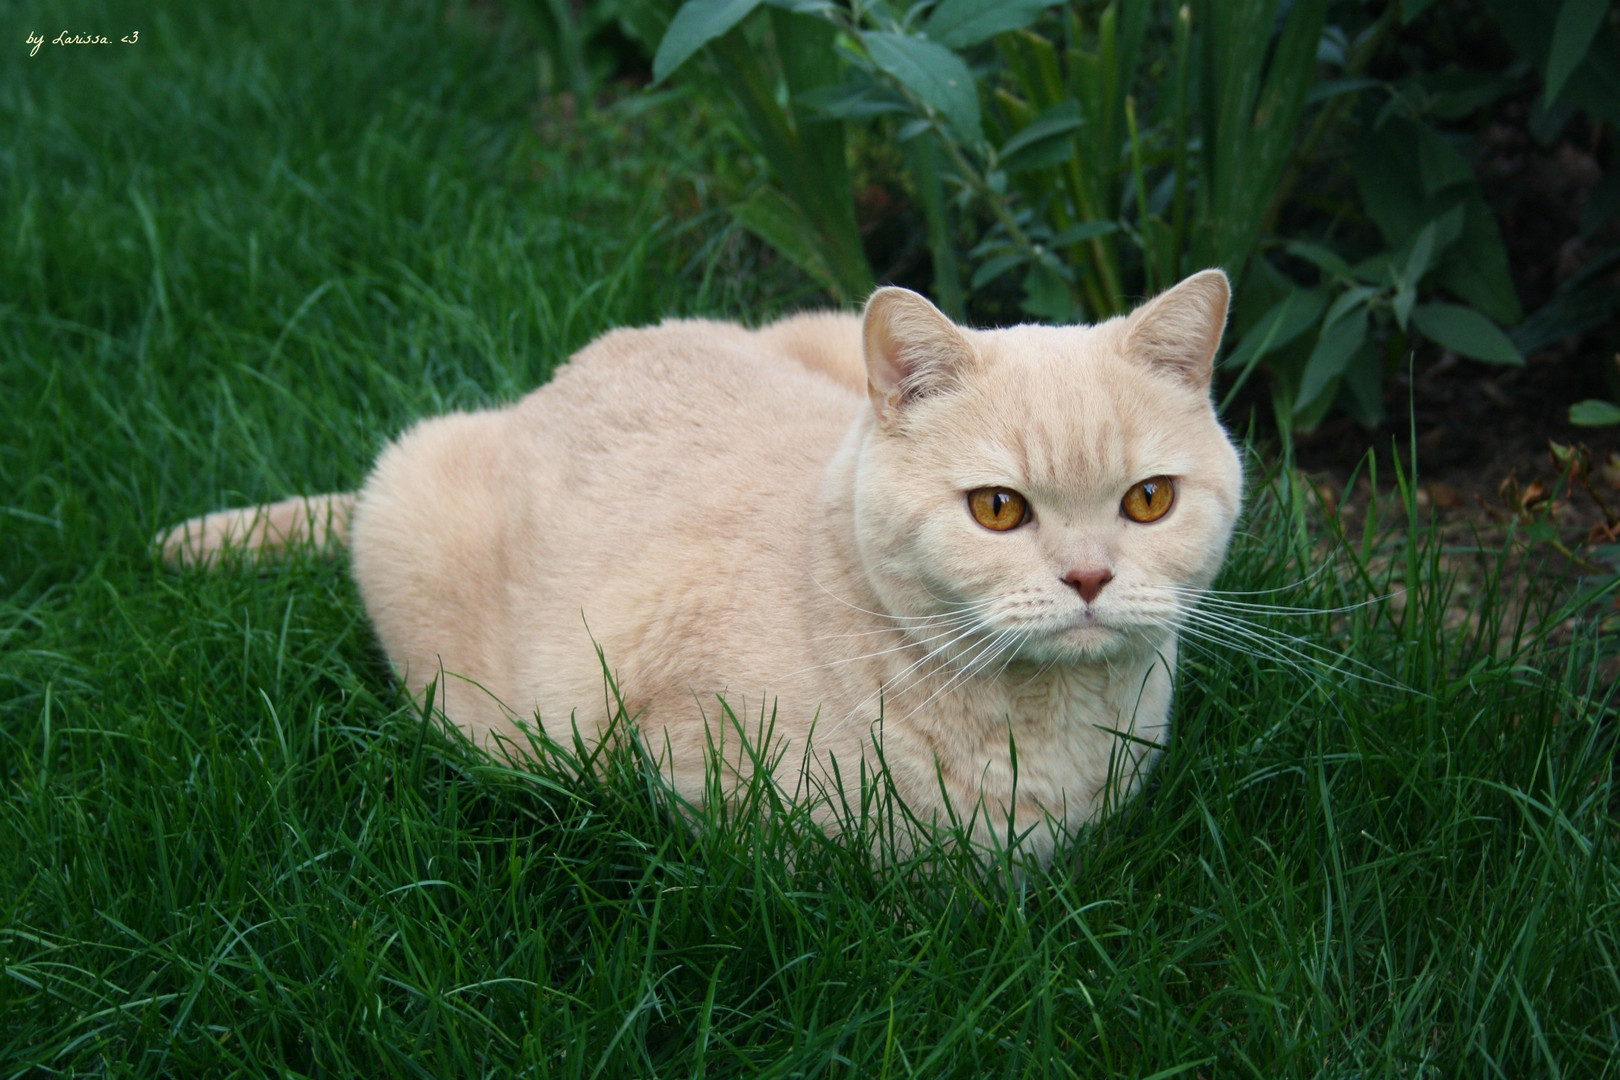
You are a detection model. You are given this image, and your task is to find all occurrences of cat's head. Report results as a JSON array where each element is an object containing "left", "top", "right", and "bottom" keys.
[{"left": 852, "top": 270, "right": 1244, "bottom": 666}]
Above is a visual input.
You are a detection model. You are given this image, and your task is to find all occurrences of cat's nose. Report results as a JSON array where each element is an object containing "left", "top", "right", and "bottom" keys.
[{"left": 1063, "top": 567, "right": 1113, "bottom": 604}]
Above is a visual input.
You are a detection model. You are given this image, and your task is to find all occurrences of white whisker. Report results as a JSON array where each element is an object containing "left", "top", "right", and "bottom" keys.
[
  {"left": 785, "top": 611, "right": 988, "bottom": 680},
  {"left": 809, "top": 575, "right": 999, "bottom": 624},
  {"left": 895, "top": 626, "right": 1024, "bottom": 725},
  {"left": 1173, "top": 605, "right": 1418, "bottom": 695}
]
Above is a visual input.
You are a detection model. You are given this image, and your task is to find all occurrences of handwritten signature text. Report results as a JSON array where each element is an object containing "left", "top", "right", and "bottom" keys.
[{"left": 27, "top": 30, "right": 140, "bottom": 57}]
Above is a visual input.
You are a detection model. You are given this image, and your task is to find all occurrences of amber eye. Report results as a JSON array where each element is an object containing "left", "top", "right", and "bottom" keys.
[
  {"left": 968, "top": 487, "right": 1030, "bottom": 531},
  {"left": 1121, "top": 477, "right": 1175, "bottom": 523}
]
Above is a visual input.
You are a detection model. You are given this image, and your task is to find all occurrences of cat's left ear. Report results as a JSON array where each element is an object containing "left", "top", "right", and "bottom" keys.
[
  {"left": 863, "top": 286, "right": 976, "bottom": 421},
  {"left": 1121, "top": 269, "right": 1230, "bottom": 389}
]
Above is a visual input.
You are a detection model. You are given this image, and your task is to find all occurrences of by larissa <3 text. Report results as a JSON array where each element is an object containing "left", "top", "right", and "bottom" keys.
[{"left": 27, "top": 31, "right": 139, "bottom": 56}]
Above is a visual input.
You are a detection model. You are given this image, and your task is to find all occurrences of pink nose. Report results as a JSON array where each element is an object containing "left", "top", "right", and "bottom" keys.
[{"left": 1063, "top": 568, "right": 1113, "bottom": 604}]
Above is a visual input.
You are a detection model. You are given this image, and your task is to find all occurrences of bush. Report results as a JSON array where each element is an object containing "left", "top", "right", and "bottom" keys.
[{"left": 635, "top": 0, "right": 1618, "bottom": 428}]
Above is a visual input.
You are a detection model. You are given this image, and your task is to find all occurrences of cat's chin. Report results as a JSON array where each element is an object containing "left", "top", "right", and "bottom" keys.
[{"left": 1016, "top": 622, "right": 1135, "bottom": 664}]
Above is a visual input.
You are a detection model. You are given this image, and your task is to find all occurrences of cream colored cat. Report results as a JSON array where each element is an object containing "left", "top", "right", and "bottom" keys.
[{"left": 160, "top": 270, "right": 1244, "bottom": 863}]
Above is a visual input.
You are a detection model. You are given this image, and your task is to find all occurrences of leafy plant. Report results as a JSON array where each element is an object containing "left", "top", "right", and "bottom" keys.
[
  {"left": 1237, "top": 120, "right": 1528, "bottom": 430},
  {"left": 652, "top": 0, "right": 1348, "bottom": 324},
  {"left": 642, "top": 0, "right": 878, "bottom": 301},
  {"left": 641, "top": 0, "right": 1614, "bottom": 429}
]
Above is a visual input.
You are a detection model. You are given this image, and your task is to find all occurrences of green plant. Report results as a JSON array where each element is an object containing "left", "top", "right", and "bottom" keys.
[
  {"left": 641, "top": 0, "right": 877, "bottom": 301},
  {"left": 648, "top": 0, "right": 1620, "bottom": 430},
  {"left": 1480, "top": 0, "right": 1620, "bottom": 397},
  {"left": 652, "top": 0, "right": 1344, "bottom": 325}
]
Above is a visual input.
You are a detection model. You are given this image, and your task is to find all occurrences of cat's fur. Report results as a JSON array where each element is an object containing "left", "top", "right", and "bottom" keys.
[{"left": 160, "top": 270, "right": 1244, "bottom": 863}]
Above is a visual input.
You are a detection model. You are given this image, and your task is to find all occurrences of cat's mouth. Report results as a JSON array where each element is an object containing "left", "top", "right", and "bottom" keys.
[{"left": 1053, "top": 615, "right": 1122, "bottom": 655}]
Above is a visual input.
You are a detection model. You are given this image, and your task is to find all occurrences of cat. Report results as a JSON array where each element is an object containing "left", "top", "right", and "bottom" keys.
[{"left": 159, "top": 269, "right": 1244, "bottom": 864}]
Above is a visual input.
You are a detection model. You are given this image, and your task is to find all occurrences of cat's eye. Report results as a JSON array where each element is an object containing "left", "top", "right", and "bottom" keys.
[
  {"left": 968, "top": 487, "right": 1030, "bottom": 531},
  {"left": 1121, "top": 477, "right": 1175, "bottom": 523}
]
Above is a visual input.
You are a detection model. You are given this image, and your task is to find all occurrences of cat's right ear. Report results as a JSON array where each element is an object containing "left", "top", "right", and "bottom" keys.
[
  {"left": 1120, "top": 268, "right": 1230, "bottom": 389},
  {"left": 863, "top": 287, "right": 975, "bottom": 422}
]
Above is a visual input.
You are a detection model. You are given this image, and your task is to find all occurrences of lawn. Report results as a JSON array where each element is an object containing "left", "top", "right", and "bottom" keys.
[{"left": 2, "top": 1, "right": 1617, "bottom": 1076}]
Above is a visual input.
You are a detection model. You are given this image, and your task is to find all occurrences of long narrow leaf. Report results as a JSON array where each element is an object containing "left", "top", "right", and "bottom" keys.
[
  {"left": 1545, "top": 0, "right": 1611, "bottom": 105},
  {"left": 653, "top": 0, "right": 766, "bottom": 83},
  {"left": 923, "top": 0, "right": 1061, "bottom": 49}
]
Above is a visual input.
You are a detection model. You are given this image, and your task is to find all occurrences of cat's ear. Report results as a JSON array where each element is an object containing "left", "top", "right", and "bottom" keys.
[
  {"left": 1121, "top": 269, "right": 1230, "bottom": 389},
  {"left": 863, "top": 286, "right": 975, "bottom": 420}
]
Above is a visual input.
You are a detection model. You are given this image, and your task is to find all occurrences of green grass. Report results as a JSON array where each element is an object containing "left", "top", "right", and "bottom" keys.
[{"left": 3, "top": 0, "right": 1618, "bottom": 1075}]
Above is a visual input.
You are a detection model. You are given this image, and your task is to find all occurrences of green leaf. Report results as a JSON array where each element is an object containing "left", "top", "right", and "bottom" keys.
[
  {"left": 923, "top": 0, "right": 1061, "bottom": 48},
  {"left": 729, "top": 186, "right": 839, "bottom": 297},
  {"left": 1221, "top": 287, "right": 1329, "bottom": 372},
  {"left": 1351, "top": 251, "right": 1394, "bottom": 287},
  {"left": 1431, "top": 203, "right": 1467, "bottom": 254},
  {"left": 796, "top": 82, "right": 910, "bottom": 121},
  {"left": 1051, "top": 221, "right": 1119, "bottom": 246},
  {"left": 861, "top": 31, "right": 984, "bottom": 145},
  {"left": 1417, "top": 127, "right": 1474, "bottom": 196},
  {"left": 1295, "top": 307, "right": 1369, "bottom": 415},
  {"left": 998, "top": 100, "right": 1083, "bottom": 173},
  {"left": 1198, "top": 0, "right": 1328, "bottom": 272},
  {"left": 1411, "top": 303, "right": 1524, "bottom": 364},
  {"left": 1340, "top": 337, "right": 1385, "bottom": 427},
  {"left": 1420, "top": 70, "right": 1514, "bottom": 120},
  {"left": 1570, "top": 399, "right": 1620, "bottom": 426},
  {"left": 1324, "top": 286, "right": 1378, "bottom": 328},
  {"left": 1393, "top": 284, "right": 1416, "bottom": 331},
  {"left": 1284, "top": 241, "right": 1353, "bottom": 281},
  {"left": 1306, "top": 77, "right": 1382, "bottom": 104},
  {"left": 903, "top": 133, "right": 965, "bottom": 318},
  {"left": 1021, "top": 261, "right": 1076, "bottom": 321},
  {"left": 1402, "top": 221, "right": 1438, "bottom": 288},
  {"left": 1546, "top": 0, "right": 1611, "bottom": 105},
  {"left": 971, "top": 250, "right": 1031, "bottom": 289},
  {"left": 653, "top": 0, "right": 765, "bottom": 83}
]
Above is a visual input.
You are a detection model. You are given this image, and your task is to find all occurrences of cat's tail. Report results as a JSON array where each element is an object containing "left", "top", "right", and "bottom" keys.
[{"left": 156, "top": 492, "right": 356, "bottom": 569}]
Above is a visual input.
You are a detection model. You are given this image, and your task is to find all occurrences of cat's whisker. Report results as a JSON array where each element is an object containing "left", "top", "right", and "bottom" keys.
[
  {"left": 787, "top": 612, "right": 991, "bottom": 679},
  {"left": 988, "top": 631, "right": 1028, "bottom": 681},
  {"left": 1156, "top": 561, "right": 1342, "bottom": 599},
  {"left": 1174, "top": 620, "right": 1323, "bottom": 686},
  {"left": 894, "top": 626, "right": 1025, "bottom": 726},
  {"left": 831, "top": 616, "right": 995, "bottom": 731},
  {"left": 1173, "top": 605, "right": 1417, "bottom": 695},
  {"left": 1195, "top": 595, "right": 1391, "bottom": 618},
  {"left": 847, "top": 607, "right": 1025, "bottom": 727},
  {"left": 1149, "top": 580, "right": 1393, "bottom": 619},
  {"left": 808, "top": 576, "right": 999, "bottom": 625},
  {"left": 807, "top": 606, "right": 987, "bottom": 644}
]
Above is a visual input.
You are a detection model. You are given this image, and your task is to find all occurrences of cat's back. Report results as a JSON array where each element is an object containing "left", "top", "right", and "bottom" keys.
[
  {"left": 530, "top": 314, "right": 856, "bottom": 433},
  {"left": 352, "top": 312, "right": 865, "bottom": 739},
  {"left": 513, "top": 315, "right": 861, "bottom": 511}
]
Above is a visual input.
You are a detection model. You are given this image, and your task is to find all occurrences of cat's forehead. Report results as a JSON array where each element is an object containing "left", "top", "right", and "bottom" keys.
[{"left": 955, "top": 324, "right": 1213, "bottom": 493}]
